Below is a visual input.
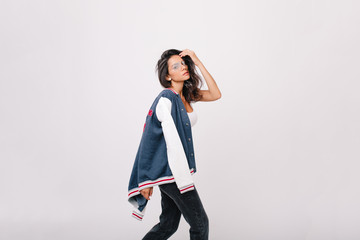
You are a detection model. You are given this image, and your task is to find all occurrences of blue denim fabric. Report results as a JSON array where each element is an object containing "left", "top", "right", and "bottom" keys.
[{"left": 142, "top": 183, "right": 209, "bottom": 240}]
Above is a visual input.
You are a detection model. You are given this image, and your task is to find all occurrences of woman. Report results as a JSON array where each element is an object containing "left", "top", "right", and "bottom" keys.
[{"left": 128, "top": 49, "right": 221, "bottom": 240}]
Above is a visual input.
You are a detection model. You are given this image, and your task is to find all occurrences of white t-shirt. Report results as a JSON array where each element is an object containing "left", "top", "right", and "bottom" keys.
[
  {"left": 187, "top": 109, "right": 198, "bottom": 127},
  {"left": 187, "top": 102, "right": 198, "bottom": 127}
]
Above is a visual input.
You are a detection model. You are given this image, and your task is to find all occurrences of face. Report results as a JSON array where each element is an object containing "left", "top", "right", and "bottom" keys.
[{"left": 166, "top": 55, "right": 190, "bottom": 82}]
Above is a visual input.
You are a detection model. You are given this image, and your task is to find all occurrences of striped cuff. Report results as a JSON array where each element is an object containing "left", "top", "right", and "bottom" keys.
[
  {"left": 132, "top": 210, "right": 144, "bottom": 221},
  {"left": 179, "top": 184, "right": 195, "bottom": 194}
]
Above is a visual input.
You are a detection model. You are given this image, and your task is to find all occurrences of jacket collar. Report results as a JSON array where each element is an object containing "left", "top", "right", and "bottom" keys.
[{"left": 166, "top": 88, "right": 179, "bottom": 95}]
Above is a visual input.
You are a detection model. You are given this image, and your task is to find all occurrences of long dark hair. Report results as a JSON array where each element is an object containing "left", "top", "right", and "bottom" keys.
[{"left": 155, "top": 49, "right": 203, "bottom": 103}]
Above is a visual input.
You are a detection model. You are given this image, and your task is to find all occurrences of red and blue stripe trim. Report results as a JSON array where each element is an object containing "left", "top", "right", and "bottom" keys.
[{"left": 166, "top": 88, "right": 179, "bottom": 95}]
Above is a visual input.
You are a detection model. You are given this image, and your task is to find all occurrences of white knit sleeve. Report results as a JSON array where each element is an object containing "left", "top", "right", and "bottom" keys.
[{"left": 155, "top": 97, "right": 194, "bottom": 194}]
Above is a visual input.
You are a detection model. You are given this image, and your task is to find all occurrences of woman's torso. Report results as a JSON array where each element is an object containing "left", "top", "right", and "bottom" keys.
[{"left": 182, "top": 100, "right": 197, "bottom": 127}]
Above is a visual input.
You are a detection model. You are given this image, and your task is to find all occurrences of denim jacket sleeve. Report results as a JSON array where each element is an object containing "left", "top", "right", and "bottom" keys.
[{"left": 155, "top": 97, "right": 194, "bottom": 193}]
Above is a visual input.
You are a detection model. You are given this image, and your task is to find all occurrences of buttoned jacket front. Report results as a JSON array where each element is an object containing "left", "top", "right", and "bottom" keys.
[{"left": 128, "top": 88, "right": 196, "bottom": 220}]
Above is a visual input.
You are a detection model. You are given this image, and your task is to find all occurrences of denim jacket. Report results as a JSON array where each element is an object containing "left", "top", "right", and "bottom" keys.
[{"left": 128, "top": 88, "right": 197, "bottom": 220}]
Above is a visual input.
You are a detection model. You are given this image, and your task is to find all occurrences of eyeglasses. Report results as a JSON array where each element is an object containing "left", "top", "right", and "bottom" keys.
[{"left": 171, "top": 60, "right": 187, "bottom": 71}]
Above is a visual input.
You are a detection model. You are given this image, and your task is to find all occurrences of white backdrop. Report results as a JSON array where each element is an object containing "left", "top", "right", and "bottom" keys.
[{"left": 1, "top": 0, "right": 359, "bottom": 239}]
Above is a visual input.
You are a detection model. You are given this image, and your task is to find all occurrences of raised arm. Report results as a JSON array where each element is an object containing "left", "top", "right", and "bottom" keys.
[
  {"left": 179, "top": 49, "right": 222, "bottom": 101},
  {"left": 196, "top": 61, "right": 222, "bottom": 101}
]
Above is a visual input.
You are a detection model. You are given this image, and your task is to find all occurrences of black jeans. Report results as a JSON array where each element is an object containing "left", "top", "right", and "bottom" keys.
[{"left": 142, "top": 182, "right": 209, "bottom": 240}]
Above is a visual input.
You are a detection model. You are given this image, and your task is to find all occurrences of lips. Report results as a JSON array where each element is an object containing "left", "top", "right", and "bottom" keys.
[{"left": 183, "top": 72, "right": 189, "bottom": 76}]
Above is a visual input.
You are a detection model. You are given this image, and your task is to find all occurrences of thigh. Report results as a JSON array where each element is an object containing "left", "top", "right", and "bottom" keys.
[
  {"left": 159, "top": 183, "right": 208, "bottom": 228},
  {"left": 158, "top": 186, "right": 182, "bottom": 225},
  {"left": 142, "top": 187, "right": 182, "bottom": 240}
]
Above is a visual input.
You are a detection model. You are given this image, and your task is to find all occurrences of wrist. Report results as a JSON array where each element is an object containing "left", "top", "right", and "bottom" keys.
[{"left": 195, "top": 60, "right": 203, "bottom": 67}]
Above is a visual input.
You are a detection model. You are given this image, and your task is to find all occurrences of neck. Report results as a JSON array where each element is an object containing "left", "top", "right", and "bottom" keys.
[{"left": 170, "top": 82, "right": 184, "bottom": 98}]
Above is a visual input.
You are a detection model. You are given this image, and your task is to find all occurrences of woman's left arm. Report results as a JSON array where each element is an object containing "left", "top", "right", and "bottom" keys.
[{"left": 179, "top": 49, "right": 222, "bottom": 101}]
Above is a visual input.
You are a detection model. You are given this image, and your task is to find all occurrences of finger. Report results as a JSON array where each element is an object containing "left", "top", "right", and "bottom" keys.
[
  {"left": 149, "top": 187, "right": 153, "bottom": 197},
  {"left": 179, "top": 50, "right": 188, "bottom": 56},
  {"left": 140, "top": 189, "right": 149, "bottom": 200},
  {"left": 144, "top": 191, "right": 149, "bottom": 200}
]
